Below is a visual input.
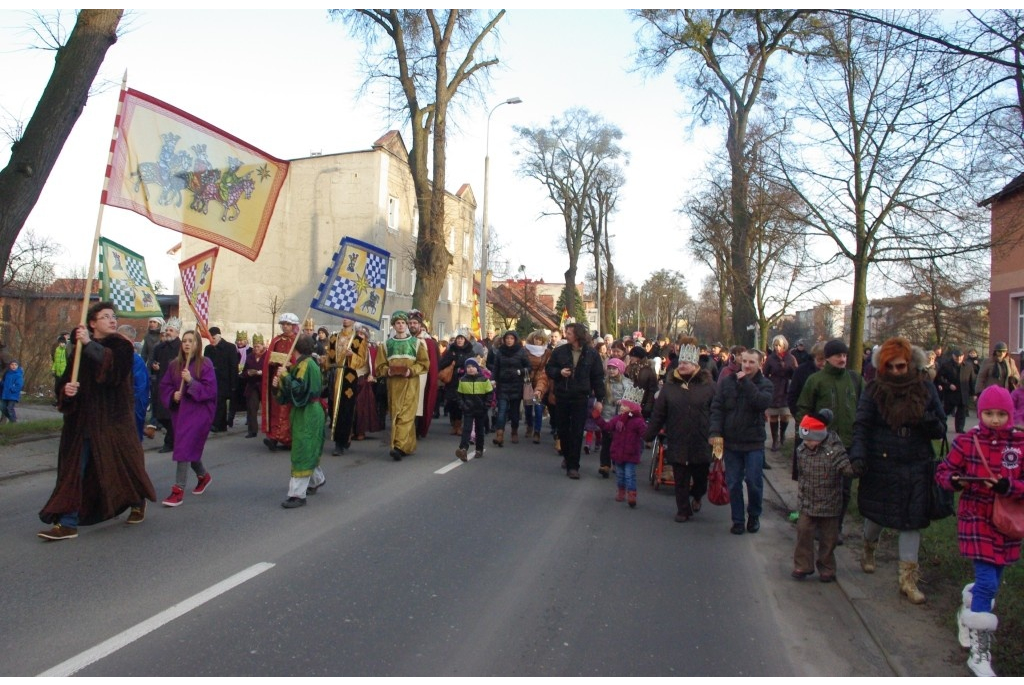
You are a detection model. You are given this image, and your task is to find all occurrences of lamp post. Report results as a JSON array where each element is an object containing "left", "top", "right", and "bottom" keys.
[{"left": 479, "top": 96, "right": 522, "bottom": 343}]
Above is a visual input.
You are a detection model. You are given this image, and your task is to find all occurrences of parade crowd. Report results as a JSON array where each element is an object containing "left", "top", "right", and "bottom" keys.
[{"left": 26, "top": 304, "right": 1024, "bottom": 677}]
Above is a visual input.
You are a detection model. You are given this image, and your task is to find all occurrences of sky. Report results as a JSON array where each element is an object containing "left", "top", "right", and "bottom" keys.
[{"left": 1, "top": 9, "right": 722, "bottom": 301}]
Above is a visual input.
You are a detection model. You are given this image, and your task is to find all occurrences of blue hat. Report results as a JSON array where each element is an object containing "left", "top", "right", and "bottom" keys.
[{"left": 464, "top": 358, "right": 480, "bottom": 370}]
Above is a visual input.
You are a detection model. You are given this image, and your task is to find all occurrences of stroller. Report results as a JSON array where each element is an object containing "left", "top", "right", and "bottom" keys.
[{"left": 647, "top": 430, "right": 675, "bottom": 490}]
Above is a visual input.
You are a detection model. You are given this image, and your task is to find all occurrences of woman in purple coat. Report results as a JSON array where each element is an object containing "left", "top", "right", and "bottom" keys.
[{"left": 159, "top": 330, "right": 216, "bottom": 507}]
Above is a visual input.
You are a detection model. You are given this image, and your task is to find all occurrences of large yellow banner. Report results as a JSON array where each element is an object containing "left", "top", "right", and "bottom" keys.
[{"left": 102, "top": 89, "right": 289, "bottom": 261}]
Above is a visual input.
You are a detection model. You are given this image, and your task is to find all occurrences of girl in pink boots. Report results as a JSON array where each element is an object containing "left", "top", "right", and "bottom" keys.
[{"left": 594, "top": 387, "right": 647, "bottom": 508}]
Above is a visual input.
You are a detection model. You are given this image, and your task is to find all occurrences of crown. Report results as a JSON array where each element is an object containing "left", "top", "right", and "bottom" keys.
[
  {"left": 303, "top": 317, "right": 316, "bottom": 330},
  {"left": 622, "top": 385, "right": 645, "bottom": 406},
  {"left": 236, "top": 330, "right": 248, "bottom": 342},
  {"left": 677, "top": 343, "right": 700, "bottom": 365}
]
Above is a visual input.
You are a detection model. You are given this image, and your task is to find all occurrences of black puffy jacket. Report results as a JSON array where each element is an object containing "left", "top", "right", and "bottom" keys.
[
  {"left": 709, "top": 370, "right": 773, "bottom": 451},
  {"left": 491, "top": 337, "right": 531, "bottom": 399},
  {"left": 545, "top": 343, "right": 606, "bottom": 403},
  {"left": 850, "top": 375, "right": 946, "bottom": 530}
]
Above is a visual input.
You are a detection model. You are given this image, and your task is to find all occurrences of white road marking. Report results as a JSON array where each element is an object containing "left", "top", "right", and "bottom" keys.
[
  {"left": 435, "top": 461, "right": 464, "bottom": 474},
  {"left": 38, "top": 562, "right": 275, "bottom": 677}
]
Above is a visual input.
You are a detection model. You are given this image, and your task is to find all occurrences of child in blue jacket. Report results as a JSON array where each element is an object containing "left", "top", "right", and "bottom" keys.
[{"left": 1, "top": 360, "right": 24, "bottom": 423}]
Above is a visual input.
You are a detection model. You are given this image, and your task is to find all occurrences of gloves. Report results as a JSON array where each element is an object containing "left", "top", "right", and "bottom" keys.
[
  {"left": 993, "top": 477, "right": 1011, "bottom": 495},
  {"left": 709, "top": 436, "right": 724, "bottom": 460}
]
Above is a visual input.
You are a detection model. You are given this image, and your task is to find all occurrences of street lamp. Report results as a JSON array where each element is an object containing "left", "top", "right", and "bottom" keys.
[{"left": 479, "top": 96, "right": 522, "bottom": 342}]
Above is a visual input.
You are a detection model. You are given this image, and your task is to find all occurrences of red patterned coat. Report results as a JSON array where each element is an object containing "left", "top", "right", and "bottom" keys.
[{"left": 936, "top": 425, "right": 1024, "bottom": 565}]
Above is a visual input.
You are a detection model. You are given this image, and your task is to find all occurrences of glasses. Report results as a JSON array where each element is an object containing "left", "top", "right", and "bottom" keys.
[
  {"left": 95, "top": 314, "right": 117, "bottom": 321},
  {"left": 886, "top": 362, "right": 908, "bottom": 371}
]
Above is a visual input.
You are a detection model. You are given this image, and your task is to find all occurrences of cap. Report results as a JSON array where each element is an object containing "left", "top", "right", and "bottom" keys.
[
  {"left": 278, "top": 313, "right": 300, "bottom": 325},
  {"left": 606, "top": 358, "right": 626, "bottom": 374},
  {"left": 823, "top": 339, "right": 849, "bottom": 358},
  {"left": 978, "top": 385, "right": 1013, "bottom": 416},
  {"left": 799, "top": 409, "right": 833, "bottom": 442}
]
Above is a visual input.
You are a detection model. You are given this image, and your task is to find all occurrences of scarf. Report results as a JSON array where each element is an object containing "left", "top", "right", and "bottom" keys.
[{"left": 868, "top": 369, "right": 930, "bottom": 432}]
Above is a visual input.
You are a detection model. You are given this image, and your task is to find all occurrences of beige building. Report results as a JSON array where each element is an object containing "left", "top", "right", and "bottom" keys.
[{"left": 178, "top": 131, "right": 477, "bottom": 342}]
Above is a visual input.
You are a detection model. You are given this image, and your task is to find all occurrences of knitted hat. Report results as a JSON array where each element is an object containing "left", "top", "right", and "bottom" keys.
[
  {"left": 978, "top": 386, "right": 1013, "bottom": 416},
  {"left": 823, "top": 339, "right": 848, "bottom": 358},
  {"left": 606, "top": 358, "right": 625, "bottom": 374},
  {"left": 149, "top": 316, "right": 165, "bottom": 325},
  {"left": 799, "top": 409, "right": 833, "bottom": 442},
  {"left": 629, "top": 346, "right": 647, "bottom": 359},
  {"left": 471, "top": 342, "right": 486, "bottom": 357},
  {"left": 464, "top": 357, "right": 480, "bottom": 371}
]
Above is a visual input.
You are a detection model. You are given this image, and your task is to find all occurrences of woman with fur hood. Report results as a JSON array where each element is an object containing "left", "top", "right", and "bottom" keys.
[
  {"left": 850, "top": 338, "right": 947, "bottom": 604},
  {"left": 643, "top": 337, "right": 716, "bottom": 522},
  {"left": 491, "top": 330, "right": 531, "bottom": 446},
  {"left": 523, "top": 330, "right": 551, "bottom": 444}
]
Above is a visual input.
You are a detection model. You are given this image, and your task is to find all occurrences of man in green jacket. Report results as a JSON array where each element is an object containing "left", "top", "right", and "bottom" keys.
[{"left": 795, "top": 339, "right": 864, "bottom": 535}]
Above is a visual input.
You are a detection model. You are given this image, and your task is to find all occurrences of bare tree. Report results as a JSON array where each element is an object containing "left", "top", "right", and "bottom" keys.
[
  {"left": 0, "top": 10, "right": 123, "bottom": 281},
  {"left": 633, "top": 9, "right": 814, "bottom": 347},
  {"left": 586, "top": 165, "right": 624, "bottom": 336},
  {"left": 334, "top": 10, "right": 504, "bottom": 323},
  {"left": 776, "top": 11, "right": 993, "bottom": 371},
  {"left": 638, "top": 270, "right": 690, "bottom": 339},
  {"left": 514, "top": 108, "right": 627, "bottom": 317}
]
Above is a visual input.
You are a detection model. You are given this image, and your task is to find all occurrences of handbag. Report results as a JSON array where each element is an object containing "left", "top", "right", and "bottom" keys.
[
  {"left": 437, "top": 361, "right": 455, "bottom": 385},
  {"left": 928, "top": 437, "right": 955, "bottom": 520},
  {"left": 975, "top": 435, "right": 1024, "bottom": 540},
  {"left": 708, "top": 458, "right": 730, "bottom": 506},
  {"left": 523, "top": 379, "right": 534, "bottom": 405}
]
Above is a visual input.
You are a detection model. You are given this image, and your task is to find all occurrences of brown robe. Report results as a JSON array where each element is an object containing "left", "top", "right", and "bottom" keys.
[{"left": 39, "top": 334, "right": 156, "bottom": 526}]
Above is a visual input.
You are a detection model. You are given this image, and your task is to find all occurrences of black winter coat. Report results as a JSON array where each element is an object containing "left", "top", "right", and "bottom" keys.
[
  {"left": 644, "top": 368, "right": 715, "bottom": 465},
  {"left": 709, "top": 370, "right": 773, "bottom": 451},
  {"left": 546, "top": 344, "right": 606, "bottom": 403},
  {"left": 491, "top": 341, "right": 531, "bottom": 399},
  {"left": 850, "top": 375, "right": 946, "bottom": 530},
  {"left": 438, "top": 340, "right": 475, "bottom": 404}
]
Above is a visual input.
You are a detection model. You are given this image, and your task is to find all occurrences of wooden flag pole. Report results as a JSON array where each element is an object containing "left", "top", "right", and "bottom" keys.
[
  {"left": 179, "top": 325, "right": 200, "bottom": 395},
  {"left": 70, "top": 71, "right": 128, "bottom": 384}
]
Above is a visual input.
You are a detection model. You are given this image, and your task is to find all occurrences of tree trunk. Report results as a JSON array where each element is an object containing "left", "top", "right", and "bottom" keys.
[
  {"left": 727, "top": 119, "right": 756, "bottom": 347},
  {"left": 0, "top": 9, "right": 123, "bottom": 280},
  {"left": 848, "top": 258, "right": 869, "bottom": 374}
]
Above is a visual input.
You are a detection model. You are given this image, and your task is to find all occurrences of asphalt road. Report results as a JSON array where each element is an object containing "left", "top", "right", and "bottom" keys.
[{"left": 1, "top": 420, "right": 893, "bottom": 677}]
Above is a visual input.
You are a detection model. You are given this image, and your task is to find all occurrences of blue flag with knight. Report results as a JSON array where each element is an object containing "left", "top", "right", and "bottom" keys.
[{"left": 311, "top": 237, "right": 390, "bottom": 330}]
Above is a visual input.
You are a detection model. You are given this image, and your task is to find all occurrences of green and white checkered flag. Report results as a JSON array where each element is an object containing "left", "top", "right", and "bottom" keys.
[{"left": 98, "top": 237, "right": 162, "bottom": 317}]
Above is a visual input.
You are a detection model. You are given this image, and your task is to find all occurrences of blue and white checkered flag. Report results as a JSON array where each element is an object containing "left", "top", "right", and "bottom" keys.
[
  {"left": 310, "top": 237, "right": 390, "bottom": 329},
  {"left": 98, "top": 237, "right": 163, "bottom": 317}
]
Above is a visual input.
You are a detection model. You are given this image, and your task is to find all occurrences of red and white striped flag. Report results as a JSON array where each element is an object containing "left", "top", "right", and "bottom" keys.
[{"left": 179, "top": 247, "right": 218, "bottom": 340}]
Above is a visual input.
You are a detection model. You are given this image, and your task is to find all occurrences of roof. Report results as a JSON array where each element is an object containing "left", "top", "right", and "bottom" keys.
[{"left": 979, "top": 171, "right": 1024, "bottom": 207}]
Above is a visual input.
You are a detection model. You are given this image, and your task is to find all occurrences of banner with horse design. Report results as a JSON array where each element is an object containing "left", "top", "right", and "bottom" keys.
[
  {"left": 102, "top": 88, "right": 289, "bottom": 261},
  {"left": 97, "top": 237, "right": 163, "bottom": 318},
  {"left": 310, "top": 237, "right": 390, "bottom": 330},
  {"left": 179, "top": 246, "right": 219, "bottom": 341}
]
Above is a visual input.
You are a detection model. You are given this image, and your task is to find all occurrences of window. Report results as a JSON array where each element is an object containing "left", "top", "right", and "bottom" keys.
[
  {"left": 410, "top": 269, "right": 416, "bottom": 296},
  {"left": 446, "top": 276, "right": 454, "bottom": 303},
  {"left": 461, "top": 277, "right": 468, "bottom": 304},
  {"left": 436, "top": 322, "right": 446, "bottom": 339},
  {"left": 1018, "top": 298, "right": 1024, "bottom": 352},
  {"left": 379, "top": 315, "right": 390, "bottom": 340},
  {"left": 387, "top": 196, "right": 400, "bottom": 230},
  {"left": 387, "top": 257, "right": 396, "bottom": 292},
  {"left": 463, "top": 230, "right": 470, "bottom": 261}
]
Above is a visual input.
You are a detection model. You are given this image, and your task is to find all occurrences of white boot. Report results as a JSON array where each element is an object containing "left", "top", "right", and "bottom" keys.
[
  {"left": 959, "top": 584, "right": 996, "bottom": 649},
  {"left": 958, "top": 583, "right": 974, "bottom": 649},
  {"left": 963, "top": 610, "right": 998, "bottom": 677}
]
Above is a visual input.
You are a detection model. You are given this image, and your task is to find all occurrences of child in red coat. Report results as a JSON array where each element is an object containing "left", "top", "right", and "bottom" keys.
[
  {"left": 936, "top": 385, "right": 1024, "bottom": 677},
  {"left": 595, "top": 392, "right": 647, "bottom": 508}
]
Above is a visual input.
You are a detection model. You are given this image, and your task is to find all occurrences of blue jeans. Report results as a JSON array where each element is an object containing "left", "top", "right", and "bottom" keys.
[
  {"left": 495, "top": 395, "right": 521, "bottom": 432},
  {"left": 971, "top": 560, "right": 1005, "bottom": 613},
  {"left": 524, "top": 402, "right": 544, "bottom": 434},
  {"left": 724, "top": 448, "right": 764, "bottom": 524},
  {"left": 0, "top": 399, "right": 16, "bottom": 422},
  {"left": 616, "top": 461, "right": 637, "bottom": 492}
]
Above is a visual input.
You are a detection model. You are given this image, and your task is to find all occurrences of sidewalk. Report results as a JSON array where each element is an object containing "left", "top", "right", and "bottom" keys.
[{"left": 761, "top": 414, "right": 974, "bottom": 677}]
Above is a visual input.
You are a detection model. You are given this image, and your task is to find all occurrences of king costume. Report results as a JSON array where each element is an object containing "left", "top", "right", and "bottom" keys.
[
  {"left": 276, "top": 352, "right": 327, "bottom": 507},
  {"left": 376, "top": 311, "right": 429, "bottom": 459},
  {"left": 262, "top": 314, "right": 299, "bottom": 450}
]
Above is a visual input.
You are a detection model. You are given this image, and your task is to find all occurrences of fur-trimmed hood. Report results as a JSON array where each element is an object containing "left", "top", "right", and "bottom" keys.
[{"left": 872, "top": 343, "right": 928, "bottom": 373}]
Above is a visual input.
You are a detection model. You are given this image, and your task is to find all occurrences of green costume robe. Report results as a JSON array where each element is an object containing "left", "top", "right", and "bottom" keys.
[
  {"left": 276, "top": 355, "right": 325, "bottom": 476},
  {"left": 375, "top": 335, "right": 429, "bottom": 454}
]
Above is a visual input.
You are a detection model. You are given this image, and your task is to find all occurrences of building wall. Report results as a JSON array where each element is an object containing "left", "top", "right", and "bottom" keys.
[
  {"left": 990, "top": 190, "right": 1024, "bottom": 351},
  {"left": 178, "top": 140, "right": 475, "bottom": 343}
]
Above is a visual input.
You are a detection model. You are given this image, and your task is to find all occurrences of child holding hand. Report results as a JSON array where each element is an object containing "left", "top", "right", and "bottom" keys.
[
  {"left": 594, "top": 389, "right": 647, "bottom": 508},
  {"left": 936, "top": 385, "right": 1024, "bottom": 677}
]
